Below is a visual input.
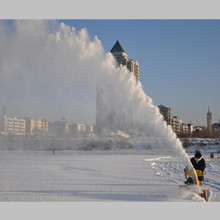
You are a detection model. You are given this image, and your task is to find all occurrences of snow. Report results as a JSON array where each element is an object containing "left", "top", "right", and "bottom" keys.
[{"left": 0, "top": 137, "right": 220, "bottom": 202}]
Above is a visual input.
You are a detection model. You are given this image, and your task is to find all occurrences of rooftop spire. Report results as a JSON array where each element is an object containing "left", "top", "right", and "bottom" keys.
[{"left": 110, "top": 40, "right": 125, "bottom": 53}]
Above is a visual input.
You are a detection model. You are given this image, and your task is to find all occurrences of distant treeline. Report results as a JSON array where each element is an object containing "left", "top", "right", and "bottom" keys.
[{"left": 178, "top": 129, "right": 220, "bottom": 139}]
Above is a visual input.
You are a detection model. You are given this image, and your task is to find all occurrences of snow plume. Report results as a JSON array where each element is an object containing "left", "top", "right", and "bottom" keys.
[
  {"left": 97, "top": 53, "right": 191, "bottom": 166},
  {"left": 0, "top": 20, "right": 190, "bottom": 166},
  {"left": 0, "top": 20, "right": 103, "bottom": 123}
]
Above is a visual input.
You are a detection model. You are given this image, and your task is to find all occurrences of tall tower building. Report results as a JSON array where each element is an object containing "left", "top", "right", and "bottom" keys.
[
  {"left": 207, "top": 106, "right": 212, "bottom": 133},
  {"left": 95, "top": 41, "right": 139, "bottom": 134},
  {"left": 110, "top": 40, "right": 139, "bottom": 82}
]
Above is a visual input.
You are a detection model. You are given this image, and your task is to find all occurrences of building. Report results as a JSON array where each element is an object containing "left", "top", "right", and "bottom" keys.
[
  {"left": 53, "top": 118, "right": 69, "bottom": 137},
  {"left": 25, "top": 117, "right": 48, "bottom": 135},
  {"left": 68, "top": 123, "right": 93, "bottom": 137},
  {"left": 171, "top": 116, "right": 182, "bottom": 135},
  {"left": 158, "top": 104, "right": 193, "bottom": 135},
  {"left": 48, "top": 121, "right": 55, "bottom": 136},
  {"left": 193, "top": 126, "right": 205, "bottom": 132},
  {"left": 110, "top": 40, "right": 139, "bottom": 81},
  {"left": 69, "top": 123, "right": 86, "bottom": 137},
  {"left": 188, "top": 124, "right": 194, "bottom": 133},
  {"left": 182, "top": 123, "right": 193, "bottom": 135},
  {"left": 212, "top": 121, "right": 220, "bottom": 134},
  {"left": 207, "top": 106, "right": 212, "bottom": 133},
  {"left": 86, "top": 124, "right": 93, "bottom": 134},
  {"left": 158, "top": 105, "right": 173, "bottom": 125},
  {"left": 0, "top": 116, "right": 26, "bottom": 135},
  {"left": 96, "top": 41, "right": 139, "bottom": 134}
]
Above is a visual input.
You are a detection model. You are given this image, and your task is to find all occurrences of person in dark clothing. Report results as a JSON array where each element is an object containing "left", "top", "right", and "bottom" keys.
[{"left": 190, "top": 151, "right": 206, "bottom": 181}]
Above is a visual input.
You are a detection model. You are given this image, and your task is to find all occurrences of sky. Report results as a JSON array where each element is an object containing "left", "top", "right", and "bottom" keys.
[
  {"left": 0, "top": 19, "right": 220, "bottom": 127},
  {"left": 0, "top": 0, "right": 220, "bottom": 127},
  {"left": 57, "top": 19, "right": 220, "bottom": 126}
]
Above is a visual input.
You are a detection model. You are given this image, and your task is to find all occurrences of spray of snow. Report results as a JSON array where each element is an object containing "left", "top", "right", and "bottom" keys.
[{"left": 0, "top": 20, "right": 191, "bottom": 167}]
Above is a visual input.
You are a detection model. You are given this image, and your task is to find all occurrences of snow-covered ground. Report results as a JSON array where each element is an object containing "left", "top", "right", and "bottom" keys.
[{"left": 0, "top": 137, "right": 220, "bottom": 202}]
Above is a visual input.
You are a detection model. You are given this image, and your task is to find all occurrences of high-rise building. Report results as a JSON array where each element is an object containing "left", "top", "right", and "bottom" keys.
[
  {"left": 95, "top": 41, "right": 139, "bottom": 134},
  {"left": 110, "top": 40, "right": 139, "bottom": 81},
  {"left": 207, "top": 106, "right": 212, "bottom": 133}
]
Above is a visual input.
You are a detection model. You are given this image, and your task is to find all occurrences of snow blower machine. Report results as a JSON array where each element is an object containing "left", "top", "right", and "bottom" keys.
[{"left": 179, "top": 166, "right": 208, "bottom": 201}]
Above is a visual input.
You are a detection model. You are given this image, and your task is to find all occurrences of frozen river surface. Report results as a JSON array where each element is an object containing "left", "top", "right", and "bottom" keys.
[{"left": 0, "top": 148, "right": 220, "bottom": 202}]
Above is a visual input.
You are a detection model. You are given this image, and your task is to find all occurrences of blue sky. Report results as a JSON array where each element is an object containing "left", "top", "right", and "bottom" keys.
[
  {"left": 1, "top": 19, "right": 219, "bottom": 126},
  {"left": 58, "top": 20, "right": 220, "bottom": 126}
]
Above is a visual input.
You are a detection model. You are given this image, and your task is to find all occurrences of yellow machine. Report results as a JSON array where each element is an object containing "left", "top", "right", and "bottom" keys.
[
  {"left": 184, "top": 169, "right": 204, "bottom": 185},
  {"left": 180, "top": 167, "right": 208, "bottom": 201}
]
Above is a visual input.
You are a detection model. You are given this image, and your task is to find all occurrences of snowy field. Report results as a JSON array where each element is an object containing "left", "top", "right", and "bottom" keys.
[{"left": 0, "top": 138, "right": 220, "bottom": 202}]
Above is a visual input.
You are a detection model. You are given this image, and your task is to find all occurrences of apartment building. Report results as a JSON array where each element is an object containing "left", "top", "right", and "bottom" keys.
[
  {"left": 158, "top": 105, "right": 173, "bottom": 125},
  {"left": 85, "top": 124, "right": 93, "bottom": 134},
  {"left": 53, "top": 118, "right": 69, "bottom": 137},
  {"left": 171, "top": 116, "right": 182, "bottom": 135},
  {"left": 69, "top": 123, "right": 93, "bottom": 137},
  {"left": 182, "top": 123, "right": 193, "bottom": 135},
  {"left": 69, "top": 123, "right": 86, "bottom": 137},
  {"left": 110, "top": 40, "right": 139, "bottom": 82},
  {"left": 0, "top": 116, "right": 26, "bottom": 135},
  {"left": 124, "top": 59, "right": 139, "bottom": 82},
  {"left": 25, "top": 117, "right": 48, "bottom": 135},
  {"left": 96, "top": 41, "right": 139, "bottom": 134},
  {"left": 158, "top": 104, "right": 193, "bottom": 135}
]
